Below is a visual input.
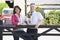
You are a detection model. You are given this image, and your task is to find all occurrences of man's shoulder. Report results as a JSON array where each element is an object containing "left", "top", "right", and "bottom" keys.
[
  {"left": 35, "top": 12, "right": 42, "bottom": 15},
  {"left": 32, "top": 11, "right": 42, "bottom": 16}
]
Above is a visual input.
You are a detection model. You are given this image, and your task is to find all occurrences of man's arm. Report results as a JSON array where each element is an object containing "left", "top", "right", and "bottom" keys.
[
  {"left": 35, "top": 19, "right": 44, "bottom": 28},
  {"left": 35, "top": 12, "right": 44, "bottom": 28}
]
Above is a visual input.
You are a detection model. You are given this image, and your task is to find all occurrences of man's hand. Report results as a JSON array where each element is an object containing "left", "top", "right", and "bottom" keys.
[
  {"left": 35, "top": 24, "right": 40, "bottom": 29},
  {"left": 35, "top": 19, "right": 44, "bottom": 29}
]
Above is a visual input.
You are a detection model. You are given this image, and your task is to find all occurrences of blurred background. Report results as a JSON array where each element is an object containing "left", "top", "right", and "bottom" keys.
[{"left": 0, "top": 0, "right": 60, "bottom": 40}]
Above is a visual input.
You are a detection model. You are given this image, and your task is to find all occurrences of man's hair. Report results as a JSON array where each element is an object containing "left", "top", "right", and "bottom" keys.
[{"left": 30, "top": 3, "right": 35, "bottom": 6}]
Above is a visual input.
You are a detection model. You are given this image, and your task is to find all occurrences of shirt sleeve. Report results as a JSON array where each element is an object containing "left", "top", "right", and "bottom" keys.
[{"left": 37, "top": 12, "right": 44, "bottom": 20}]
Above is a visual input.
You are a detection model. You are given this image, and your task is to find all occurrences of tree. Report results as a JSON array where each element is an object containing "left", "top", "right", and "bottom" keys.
[{"left": 0, "top": 3, "right": 9, "bottom": 15}]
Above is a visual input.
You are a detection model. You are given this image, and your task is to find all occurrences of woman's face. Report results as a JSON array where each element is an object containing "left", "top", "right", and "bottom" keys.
[{"left": 15, "top": 8, "right": 20, "bottom": 14}]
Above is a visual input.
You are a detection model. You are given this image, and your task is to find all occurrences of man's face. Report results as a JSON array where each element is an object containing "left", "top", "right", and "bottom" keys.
[{"left": 30, "top": 5, "right": 35, "bottom": 12}]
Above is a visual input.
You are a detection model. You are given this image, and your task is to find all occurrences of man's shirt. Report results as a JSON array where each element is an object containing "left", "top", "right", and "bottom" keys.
[{"left": 29, "top": 11, "right": 44, "bottom": 25}]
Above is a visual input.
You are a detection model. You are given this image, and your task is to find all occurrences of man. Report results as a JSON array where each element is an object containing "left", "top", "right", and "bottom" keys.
[{"left": 27, "top": 3, "right": 44, "bottom": 40}]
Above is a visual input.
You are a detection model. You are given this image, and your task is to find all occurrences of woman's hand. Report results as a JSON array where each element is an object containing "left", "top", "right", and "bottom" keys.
[
  {"left": 21, "top": 23, "right": 27, "bottom": 27},
  {"left": 22, "top": 23, "right": 27, "bottom": 25}
]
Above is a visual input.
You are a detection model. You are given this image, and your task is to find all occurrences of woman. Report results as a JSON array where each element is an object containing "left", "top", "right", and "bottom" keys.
[{"left": 12, "top": 6, "right": 33, "bottom": 40}]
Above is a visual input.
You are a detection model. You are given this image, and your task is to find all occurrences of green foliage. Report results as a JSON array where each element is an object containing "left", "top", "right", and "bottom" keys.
[
  {"left": 35, "top": 7, "right": 43, "bottom": 12},
  {"left": 45, "top": 10, "right": 60, "bottom": 25}
]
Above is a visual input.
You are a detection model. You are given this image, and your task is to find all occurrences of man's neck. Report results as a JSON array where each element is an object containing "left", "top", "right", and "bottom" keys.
[{"left": 31, "top": 10, "right": 35, "bottom": 13}]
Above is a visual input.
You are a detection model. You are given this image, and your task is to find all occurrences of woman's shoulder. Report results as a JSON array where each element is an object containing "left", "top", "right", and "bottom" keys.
[
  {"left": 12, "top": 14, "right": 16, "bottom": 16},
  {"left": 12, "top": 14, "right": 17, "bottom": 17}
]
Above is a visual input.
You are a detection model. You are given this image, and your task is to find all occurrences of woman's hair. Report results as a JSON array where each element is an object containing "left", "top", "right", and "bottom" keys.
[{"left": 13, "top": 6, "right": 21, "bottom": 14}]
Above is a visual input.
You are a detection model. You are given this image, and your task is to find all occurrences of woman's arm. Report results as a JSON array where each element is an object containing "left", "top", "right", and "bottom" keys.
[{"left": 12, "top": 15, "right": 18, "bottom": 25}]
